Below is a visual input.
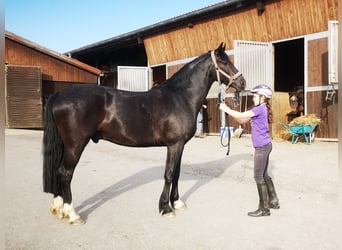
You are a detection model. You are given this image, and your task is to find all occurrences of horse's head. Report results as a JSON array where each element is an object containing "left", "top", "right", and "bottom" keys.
[
  {"left": 211, "top": 43, "right": 246, "bottom": 92},
  {"left": 288, "top": 86, "right": 304, "bottom": 112}
]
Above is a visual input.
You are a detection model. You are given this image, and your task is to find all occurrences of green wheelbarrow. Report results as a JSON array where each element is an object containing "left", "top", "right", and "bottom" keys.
[{"left": 281, "top": 123, "right": 317, "bottom": 145}]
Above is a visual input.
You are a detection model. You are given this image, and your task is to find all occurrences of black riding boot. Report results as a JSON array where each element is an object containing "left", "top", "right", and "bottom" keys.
[
  {"left": 265, "top": 178, "right": 280, "bottom": 209},
  {"left": 248, "top": 183, "right": 270, "bottom": 217}
]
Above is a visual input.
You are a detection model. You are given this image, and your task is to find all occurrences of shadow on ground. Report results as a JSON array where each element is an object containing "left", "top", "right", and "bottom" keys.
[{"left": 76, "top": 153, "right": 251, "bottom": 221}]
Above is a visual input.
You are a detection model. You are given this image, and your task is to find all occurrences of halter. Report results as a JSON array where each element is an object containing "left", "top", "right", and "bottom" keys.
[
  {"left": 211, "top": 50, "right": 241, "bottom": 156},
  {"left": 211, "top": 50, "right": 242, "bottom": 89}
]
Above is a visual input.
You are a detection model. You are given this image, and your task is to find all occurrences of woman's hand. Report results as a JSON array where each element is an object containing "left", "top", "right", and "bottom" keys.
[
  {"left": 219, "top": 103, "right": 230, "bottom": 113},
  {"left": 220, "top": 102, "right": 254, "bottom": 124}
]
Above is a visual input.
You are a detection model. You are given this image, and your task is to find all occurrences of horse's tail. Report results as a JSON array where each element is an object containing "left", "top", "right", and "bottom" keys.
[{"left": 42, "top": 92, "right": 63, "bottom": 194}]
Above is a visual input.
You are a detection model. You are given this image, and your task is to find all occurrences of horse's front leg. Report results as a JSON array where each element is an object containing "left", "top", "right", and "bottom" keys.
[
  {"left": 170, "top": 151, "right": 187, "bottom": 211},
  {"left": 159, "top": 143, "right": 184, "bottom": 217}
]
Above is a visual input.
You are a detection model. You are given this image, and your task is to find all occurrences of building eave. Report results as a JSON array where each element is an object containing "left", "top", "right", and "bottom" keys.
[
  {"left": 5, "top": 31, "right": 102, "bottom": 75},
  {"left": 67, "top": 0, "right": 267, "bottom": 57}
]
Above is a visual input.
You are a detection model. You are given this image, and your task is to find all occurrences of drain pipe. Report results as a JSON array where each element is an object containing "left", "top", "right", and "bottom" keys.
[{"left": 97, "top": 72, "right": 104, "bottom": 85}]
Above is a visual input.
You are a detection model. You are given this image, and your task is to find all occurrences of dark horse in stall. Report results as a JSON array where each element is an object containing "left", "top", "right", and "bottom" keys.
[
  {"left": 42, "top": 43, "right": 246, "bottom": 224},
  {"left": 287, "top": 86, "right": 304, "bottom": 121}
]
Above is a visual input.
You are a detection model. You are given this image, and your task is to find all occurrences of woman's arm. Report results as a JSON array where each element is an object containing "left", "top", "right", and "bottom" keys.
[{"left": 219, "top": 103, "right": 255, "bottom": 124}]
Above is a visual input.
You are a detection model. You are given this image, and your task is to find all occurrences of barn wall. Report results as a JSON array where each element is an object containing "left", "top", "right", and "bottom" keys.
[
  {"left": 5, "top": 34, "right": 101, "bottom": 129},
  {"left": 144, "top": 0, "right": 338, "bottom": 65},
  {"left": 306, "top": 36, "right": 338, "bottom": 139},
  {"left": 167, "top": 64, "right": 183, "bottom": 79},
  {"left": 307, "top": 91, "right": 338, "bottom": 139},
  {"left": 157, "top": 2, "right": 338, "bottom": 139},
  {"left": 5, "top": 38, "right": 99, "bottom": 83},
  {"left": 308, "top": 38, "right": 329, "bottom": 87}
]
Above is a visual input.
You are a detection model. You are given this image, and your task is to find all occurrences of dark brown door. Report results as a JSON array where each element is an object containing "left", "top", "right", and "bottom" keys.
[{"left": 6, "top": 65, "right": 42, "bottom": 128}]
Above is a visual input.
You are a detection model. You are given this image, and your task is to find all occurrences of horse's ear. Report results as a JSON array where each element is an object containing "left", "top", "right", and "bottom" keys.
[{"left": 217, "top": 42, "right": 226, "bottom": 52}]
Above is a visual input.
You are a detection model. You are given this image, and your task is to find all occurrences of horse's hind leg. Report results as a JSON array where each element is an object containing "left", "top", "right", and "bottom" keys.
[
  {"left": 57, "top": 164, "right": 84, "bottom": 224},
  {"left": 55, "top": 141, "right": 88, "bottom": 225}
]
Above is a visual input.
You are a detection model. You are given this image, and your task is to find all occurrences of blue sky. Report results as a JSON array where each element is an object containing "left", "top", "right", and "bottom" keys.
[{"left": 5, "top": 0, "right": 223, "bottom": 53}]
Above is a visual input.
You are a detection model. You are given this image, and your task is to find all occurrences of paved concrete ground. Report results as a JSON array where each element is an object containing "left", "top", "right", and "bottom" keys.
[{"left": 4, "top": 129, "right": 338, "bottom": 250}]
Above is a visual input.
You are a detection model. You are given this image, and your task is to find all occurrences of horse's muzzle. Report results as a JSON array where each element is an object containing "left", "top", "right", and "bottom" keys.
[{"left": 230, "top": 75, "right": 246, "bottom": 92}]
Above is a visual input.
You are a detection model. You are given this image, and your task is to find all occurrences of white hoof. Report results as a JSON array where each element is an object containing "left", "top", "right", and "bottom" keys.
[
  {"left": 161, "top": 210, "right": 175, "bottom": 218},
  {"left": 69, "top": 217, "right": 85, "bottom": 225},
  {"left": 173, "top": 199, "right": 187, "bottom": 210},
  {"left": 63, "top": 203, "right": 84, "bottom": 225},
  {"left": 50, "top": 196, "right": 63, "bottom": 215}
]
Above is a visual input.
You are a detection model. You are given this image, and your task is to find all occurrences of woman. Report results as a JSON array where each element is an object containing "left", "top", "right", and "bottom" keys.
[{"left": 219, "top": 84, "right": 280, "bottom": 217}]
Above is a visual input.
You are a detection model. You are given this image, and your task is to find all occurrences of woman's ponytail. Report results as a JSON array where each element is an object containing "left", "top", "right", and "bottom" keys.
[{"left": 265, "top": 99, "right": 273, "bottom": 124}]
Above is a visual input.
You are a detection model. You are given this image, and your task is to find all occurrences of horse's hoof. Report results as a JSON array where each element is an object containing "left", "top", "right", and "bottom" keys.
[
  {"left": 69, "top": 217, "right": 85, "bottom": 225},
  {"left": 60, "top": 214, "right": 69, "bottom": 220},
  {"left": 50, "top": 206, "right": 58, "bottom": 215},
  {"left": 173, "top": 200, "right": 187, "bottom": 210},
  {"left": 58, "top": 211, "right": 69, "bottom": 220},
  {"left": 161, "top": 211, "right": 175, "bottom": 218},
  {"left": 50, "top": 196, "right": 63, "bottom": 215}
]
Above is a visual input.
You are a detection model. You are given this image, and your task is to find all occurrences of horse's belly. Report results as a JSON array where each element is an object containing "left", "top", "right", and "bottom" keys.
[{"left": 100, "top": 128, "right": 163, "bottom": 147}]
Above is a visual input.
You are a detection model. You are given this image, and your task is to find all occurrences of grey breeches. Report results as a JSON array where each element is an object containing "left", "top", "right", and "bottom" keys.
[{"left": 254, "top": 142, "right": 272, "bottom": 184}]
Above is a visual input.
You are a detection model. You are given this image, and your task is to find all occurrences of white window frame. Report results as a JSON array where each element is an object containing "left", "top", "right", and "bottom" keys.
[
  {"left": 328, "top": 20, "right": 338, "bottom": 84},
  {"left": 117, "top": 66, "right": 151, "bottom": 91}
]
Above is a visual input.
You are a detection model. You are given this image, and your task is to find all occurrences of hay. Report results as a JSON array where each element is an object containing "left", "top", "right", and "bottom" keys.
[
  {"left": 273, "top": 131, "right": 292, "bottom": 141},
  {"left": 289, "top": 114, "right": 321, "bottom": 125},
  {"left": 276, "top": 114, "right": 321, "bottom": 143}
]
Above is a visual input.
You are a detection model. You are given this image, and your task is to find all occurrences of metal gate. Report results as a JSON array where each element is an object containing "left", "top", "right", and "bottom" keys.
[
  {"left": 5, "top": 65, "right": 43, "bottom": 128},
  {"left": 117, "top": 66, "right": 150, "bottom": 91},
  {"left": 234, "top": 40, "right": 273, "bottom": 90}
]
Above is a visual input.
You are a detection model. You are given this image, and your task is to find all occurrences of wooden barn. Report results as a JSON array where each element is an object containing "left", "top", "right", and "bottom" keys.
[
  {"left": 69, "top": 0, "right": 338, "bottom": 140},
  {"left": 5, "top": 31, "right": 101, "bottom": 128}
]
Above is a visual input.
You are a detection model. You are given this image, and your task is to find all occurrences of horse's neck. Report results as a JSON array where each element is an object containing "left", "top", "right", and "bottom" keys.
[
  {"left": 170, "top": 56, "right": 213, "bottom": 102},
  {"left": 170, "top": 69, "right": 213, "bottom": 115}
]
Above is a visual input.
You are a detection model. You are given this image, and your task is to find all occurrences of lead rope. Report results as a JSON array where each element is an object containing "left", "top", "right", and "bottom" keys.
[
  {"left": 225, "top": 112, "right": 231, "bottom": 156},
  {"left": 218, "top": 85, "right": 231, "bottom": 155},
  {"left": 211, "top": 50, "right": 238, "bottom": 156}
]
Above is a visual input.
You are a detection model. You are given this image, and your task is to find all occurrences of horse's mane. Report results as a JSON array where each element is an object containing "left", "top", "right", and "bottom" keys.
[{"left": 156, "top": 51, "right": 211, "bottom": 88}]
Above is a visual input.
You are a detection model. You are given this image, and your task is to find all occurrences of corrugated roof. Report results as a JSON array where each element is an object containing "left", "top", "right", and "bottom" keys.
[{"left": 5, "top": 31, "right": 101, "bottom": 75}]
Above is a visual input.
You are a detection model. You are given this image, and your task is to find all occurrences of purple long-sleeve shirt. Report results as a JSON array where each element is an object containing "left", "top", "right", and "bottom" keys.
[{"left": 250, "top": 104, "right": 272, "bottom": 147}]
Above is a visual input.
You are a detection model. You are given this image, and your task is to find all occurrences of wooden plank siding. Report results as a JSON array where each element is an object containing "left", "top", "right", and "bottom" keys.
[
  {"left": 307, "top": 91, "right": 338, "bottom": 139},
  {"left": 144, "top": 0, "right": 338, "bottom": 66},
  {"left": 5, "top": 37, "right": 100, "bottom": 83},
  {"left": 306, "top": 36, "right": 337, "bottom": 139},
  {"left": 272, "top": 92, "right": 292, "bottom": 138},
  {"left": 308, "top": 38, "right": 329, "bottom": 87}
]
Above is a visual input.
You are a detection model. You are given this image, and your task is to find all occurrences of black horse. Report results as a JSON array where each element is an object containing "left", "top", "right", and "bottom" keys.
[{"left": 43, "top": 43, "right": 246, "bottom": 224}]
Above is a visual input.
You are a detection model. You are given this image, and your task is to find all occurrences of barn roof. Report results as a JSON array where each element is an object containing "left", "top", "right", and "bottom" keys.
[
  {"left": 67, "top": 0, "right": 265, "bottom": 57},
  {"left": 5, "top": 31, "right": 101, "bottom": 75}
]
